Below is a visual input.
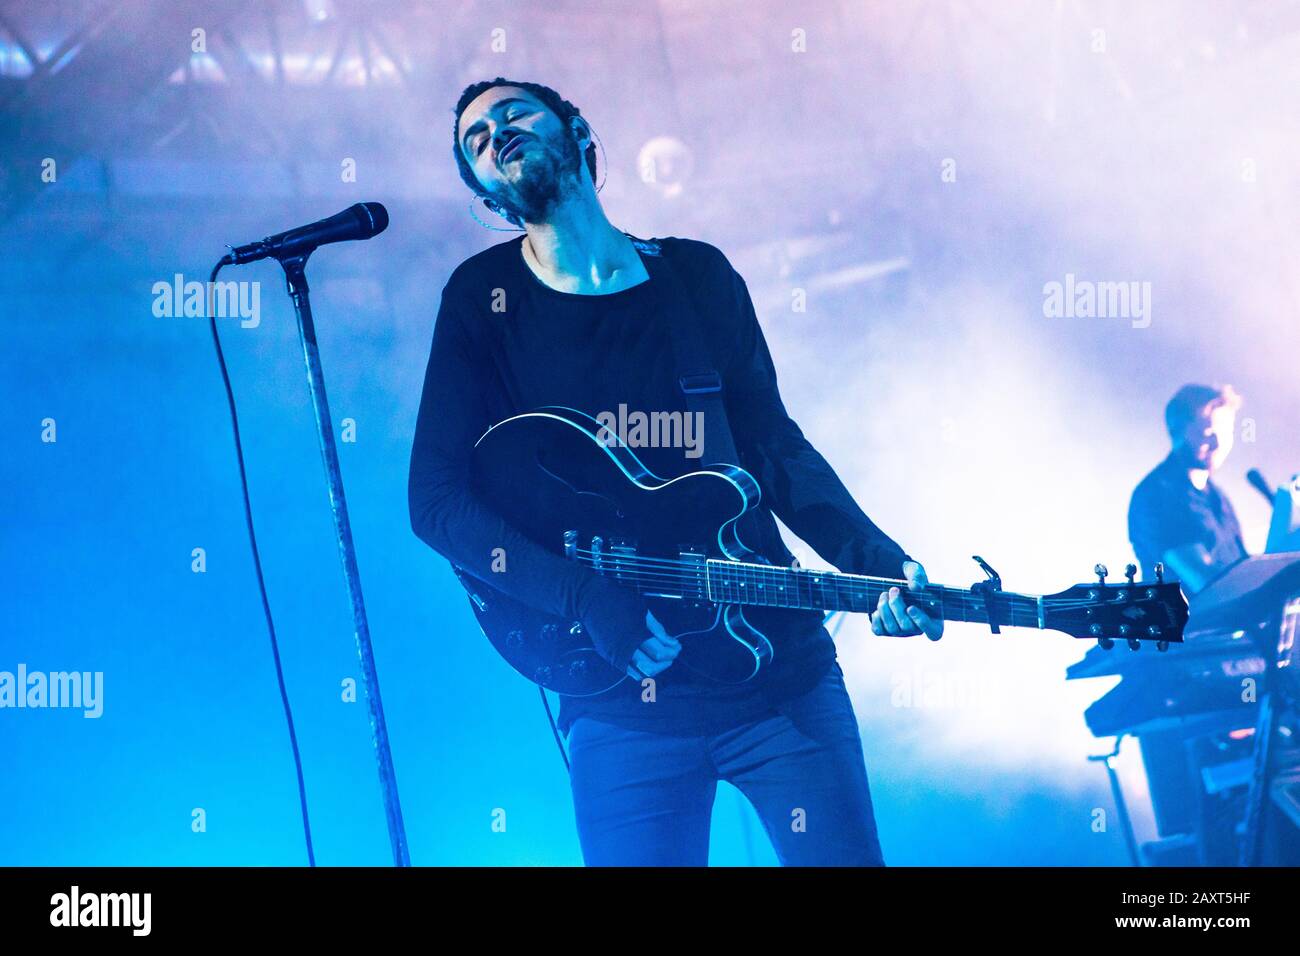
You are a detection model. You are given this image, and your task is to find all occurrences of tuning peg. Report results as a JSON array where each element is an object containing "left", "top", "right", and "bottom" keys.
[
  {"left": 1127, "top": 638, "right": 1141, "bottom": 651},
  {"left": 1154, "top": 562, "right": 1164, "bottom": 584},
  {"left": 1098, "top": 637, "right": 1115, "bottom": 650},
  {"left": 1156, "top": 641, "right": 1169, "bottom": 652},
  {"left": 1094, "top": 563, "right": 1108, "bottom": 585},
  {"left": 1125, "top": 563, "right": 1137, "bottom": 584}
]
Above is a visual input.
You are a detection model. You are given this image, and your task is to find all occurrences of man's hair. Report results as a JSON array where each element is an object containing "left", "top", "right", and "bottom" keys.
[
  {"left": 1165, "top": 383, "right": 1242, "bottom": 439},
  {"left": 452, "top": 77, "right": 597, "bottom": 200}
]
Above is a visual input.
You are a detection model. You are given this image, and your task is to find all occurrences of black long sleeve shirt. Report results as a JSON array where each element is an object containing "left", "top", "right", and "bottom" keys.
[{"left": 409, "top": 234, "right": 910, "bottom": 735}]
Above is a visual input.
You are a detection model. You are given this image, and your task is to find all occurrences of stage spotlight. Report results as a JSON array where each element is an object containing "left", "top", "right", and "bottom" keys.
[
  {"left": 637, "top": 135, "right": 694, "bottom": 198},
  {"left": 304, "top": 0, "right": 336, "bottom": 22}
]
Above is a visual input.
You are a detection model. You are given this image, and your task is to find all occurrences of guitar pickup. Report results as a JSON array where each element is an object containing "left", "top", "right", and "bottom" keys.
[
  {"left": 607, "top": 537, "right": 638, "bottom": 555},
  {"left": 607, "top": 539, "right": 637, "bottom": 583},
  {"left": 676, "top": 546, "right": 706, "bottom": 567}
]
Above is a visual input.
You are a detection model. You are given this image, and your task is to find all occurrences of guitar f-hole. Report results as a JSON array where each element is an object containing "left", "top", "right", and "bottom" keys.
[{"left": 535, "top": 450, "right": 623, "bottom": 516}]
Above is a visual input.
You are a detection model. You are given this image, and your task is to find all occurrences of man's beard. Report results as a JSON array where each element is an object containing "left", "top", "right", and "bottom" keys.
[{"left": 492, "top": 130, "right": 584, "bottom": 225}]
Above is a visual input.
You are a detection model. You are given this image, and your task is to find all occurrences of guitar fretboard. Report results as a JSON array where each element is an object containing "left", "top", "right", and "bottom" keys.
[
  {"left": 704, "top": 560, "right": 1041, "bottom": 629},
  {"left": 575, "top": 547, "right": 1041, "bottom": 629}
]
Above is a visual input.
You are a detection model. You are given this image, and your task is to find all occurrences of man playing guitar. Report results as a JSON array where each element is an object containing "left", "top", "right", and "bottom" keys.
[{"left": 409, "top": 77, "right": 942, "bottom": 866}]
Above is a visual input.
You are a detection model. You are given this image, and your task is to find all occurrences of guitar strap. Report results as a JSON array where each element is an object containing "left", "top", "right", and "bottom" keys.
[{"left": 647, "top": 246, "right": 742, "bottom": 470}]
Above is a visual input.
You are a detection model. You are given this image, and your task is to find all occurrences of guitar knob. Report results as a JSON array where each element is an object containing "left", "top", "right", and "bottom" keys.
[
  {"left": 505, "top": 629, "right": 524, "bottom": 648},
  {"left": 539, "top": 623, "right": 559, "bottom": 642},
  {"left": 534, "top": 665, "right": 553, "bottom": 684},
  {"left": 569, "top": 659, "right": 588, "bottom": 678}
]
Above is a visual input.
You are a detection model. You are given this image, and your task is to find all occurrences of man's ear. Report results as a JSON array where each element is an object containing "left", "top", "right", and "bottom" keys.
[
  {"left": 570, "top": 116, "right": 591, "bottom": 147},
  {"left": 484, "top": 197, "right": 521, "bottom": 226}
]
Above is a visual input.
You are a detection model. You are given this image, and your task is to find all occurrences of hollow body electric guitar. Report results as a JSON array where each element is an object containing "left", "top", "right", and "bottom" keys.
[{"left": 455, "top": 407, "right": 1189, "bottom": 696}]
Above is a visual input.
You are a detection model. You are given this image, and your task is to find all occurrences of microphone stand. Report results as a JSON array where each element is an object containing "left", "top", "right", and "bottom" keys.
[{"left": 280, "top": 253, "right": 411, "bottom": 867}]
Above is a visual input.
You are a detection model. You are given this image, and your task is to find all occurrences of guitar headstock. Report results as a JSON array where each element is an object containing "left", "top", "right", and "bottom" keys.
[{"left": 1041, "top": 563, "right": 1188, "bottom": 649}]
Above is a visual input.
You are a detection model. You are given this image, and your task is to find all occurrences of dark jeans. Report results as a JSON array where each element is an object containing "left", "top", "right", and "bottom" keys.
[{"left": 566, "top": 661, "right": 885, "bottom": 866}]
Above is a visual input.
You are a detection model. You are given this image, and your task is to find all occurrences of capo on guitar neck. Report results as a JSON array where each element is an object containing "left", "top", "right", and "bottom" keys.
[{"left": 971, "top": 555, "right": 1003, "bottom": 634}]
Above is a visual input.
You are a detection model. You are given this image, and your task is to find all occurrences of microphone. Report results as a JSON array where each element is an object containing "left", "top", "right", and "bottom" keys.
[
  {"left": 1247, "top": 468, "right": 1274, "bottom": 503},
  {"left": 222, "top": 202, "right": 388, "bottom": 266}
]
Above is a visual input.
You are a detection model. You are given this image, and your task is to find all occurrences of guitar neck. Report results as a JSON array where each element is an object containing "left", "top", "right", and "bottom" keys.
[
  {"left": 573, "top": 540, "right": 1186, "bottom": 644},
  {"left": 704, "top": 560, "right": 1043, "bottom": 629}
]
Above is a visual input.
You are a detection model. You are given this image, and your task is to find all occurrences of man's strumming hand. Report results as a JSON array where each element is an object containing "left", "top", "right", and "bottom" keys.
[
  {"left": 624, "top": 610, "right": 680, "bottom": 680},
  {"left": 582, "top": 588, "right": 681, "bottom": 677}
]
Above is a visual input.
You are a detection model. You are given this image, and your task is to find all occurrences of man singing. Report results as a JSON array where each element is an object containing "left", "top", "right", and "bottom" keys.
[{"left": 409, "top": 78, "right": 941, "bottom": 866}]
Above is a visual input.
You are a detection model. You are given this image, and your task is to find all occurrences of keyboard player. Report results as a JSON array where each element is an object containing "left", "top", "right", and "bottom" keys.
[
  {"left": 1123, "top": 383, "right": 1252, "bottom": 858},
  {"left": 1128, "top": 383, "right": 1249, "bottom": 593}
]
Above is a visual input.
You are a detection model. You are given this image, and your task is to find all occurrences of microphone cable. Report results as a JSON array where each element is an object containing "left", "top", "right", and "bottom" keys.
[{"left": 207, "top": 260, "right": 316, "bottom": 865}]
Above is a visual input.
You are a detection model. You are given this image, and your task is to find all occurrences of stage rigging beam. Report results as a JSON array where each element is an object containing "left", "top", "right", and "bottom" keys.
[{"left": 0, "top": 0, "right": 256, "bottom": 225}]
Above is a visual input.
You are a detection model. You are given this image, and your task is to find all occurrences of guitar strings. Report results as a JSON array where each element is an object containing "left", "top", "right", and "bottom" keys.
[
  {"left": 569, "top": 546, "right": 1011, "bottom": 600},
  {"left": 569, "top": 547, "right": 1134, "bottom": 609},
  {"left": 567, "top": 549, "right": 1055, "bottom": 624}
]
